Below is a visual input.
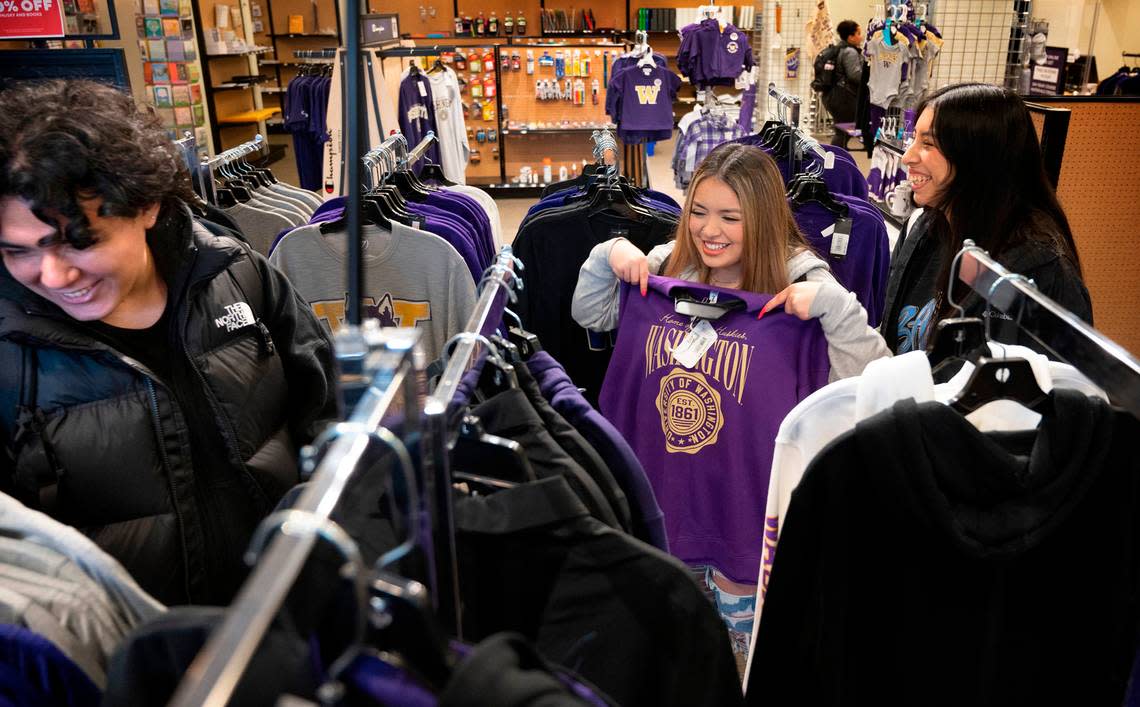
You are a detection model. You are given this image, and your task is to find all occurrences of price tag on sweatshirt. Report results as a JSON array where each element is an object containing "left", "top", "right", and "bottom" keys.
[
  {"left": 672, "top": 319, "right": 718, "bottom": 369},
  {"left": 830, "top": 216, "right": 852, "bottom": 259},
  {"left": 418, "top": 81, "right": 428, "bottom": 98}
]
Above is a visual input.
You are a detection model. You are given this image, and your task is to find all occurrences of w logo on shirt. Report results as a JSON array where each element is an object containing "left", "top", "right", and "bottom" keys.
[
  {"left": 407, "top": 105, "right": 429, "bottom": 122},
  {"left": 635, "top": 85, "right": 661, "bottom": 105}
]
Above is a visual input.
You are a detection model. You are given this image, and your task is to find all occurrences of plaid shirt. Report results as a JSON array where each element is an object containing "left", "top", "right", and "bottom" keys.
[{"left": 672, "top": 112, "right": 746, "bottom": 189}]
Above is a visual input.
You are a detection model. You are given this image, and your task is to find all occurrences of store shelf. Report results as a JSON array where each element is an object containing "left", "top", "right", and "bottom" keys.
[
  {"left": 503, "top": 127, "right": 616, "bottom": 134},
  {"left": 212, "top": 83, "right": 260, "bottom": 91},
  {"left": 261, "top": 86, "right": 287, "bottom": 94},
  {"left": 217, "top": 107, "right": 281, "bottom": 124},
  {"left": 207, "top": 46, "right": 274, "bottom": 57},
  {"left": 266, "top": 32, "right": 338, "bottom": 37}
]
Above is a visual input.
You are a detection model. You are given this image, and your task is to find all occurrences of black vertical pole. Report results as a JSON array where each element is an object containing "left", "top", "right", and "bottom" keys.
[{"left": 345, "top": 0, "right": 364, "bottom": 325}]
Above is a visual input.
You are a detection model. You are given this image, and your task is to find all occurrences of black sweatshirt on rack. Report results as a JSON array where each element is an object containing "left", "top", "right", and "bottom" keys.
[
  {"left": 512, "top": 206, "right": 676, "bottom": 405},
  {"left": 747, "top": 390, "right": 1140, "bottom": 707},
  {"left": 455, "top": 476, "right": 744, "bottom": 707}
]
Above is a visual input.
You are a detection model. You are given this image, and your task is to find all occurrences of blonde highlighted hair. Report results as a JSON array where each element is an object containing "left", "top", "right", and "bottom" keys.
[{"left": 664, "top": 143, "right": 814, "bottom": 294}]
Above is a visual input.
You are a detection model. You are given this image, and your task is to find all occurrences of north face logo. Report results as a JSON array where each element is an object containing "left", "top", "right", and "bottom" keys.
[{"left": 214, "top": 302, "right": 256, "bottom": 332}]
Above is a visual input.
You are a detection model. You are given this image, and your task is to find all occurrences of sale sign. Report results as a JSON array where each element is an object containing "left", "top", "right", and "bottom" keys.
[{"left": 0, "top": 0, "right": 66, "bottom": 38}]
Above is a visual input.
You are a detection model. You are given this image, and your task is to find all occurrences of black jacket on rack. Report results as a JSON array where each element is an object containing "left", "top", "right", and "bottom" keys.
[
  {"left": 455, "top": 475, "right": 744, "bottom": 707},
  {"left": 513, "top": 206, "right": 676, "bottom": 404},
  {"left": 747, "top": 390, "right": 1140, "bottom": 706},
  {"left": 0, "top": 205, "right": 338, "bottom": 606}
]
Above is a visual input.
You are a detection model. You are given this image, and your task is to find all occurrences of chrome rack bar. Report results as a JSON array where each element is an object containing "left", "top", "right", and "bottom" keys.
[
  {"left": 768, "top": 83, "right": 801, "bottom": 128},
  {"left": 422, "top": 247, "right": 520, "bottom": 635},
  {"left": 957, "top": 242, "right": 1140, "bottom": 420},
  {"left": 167, "top": 329, "right": 424, "bottom": 707},
  {"left": 404, "top": 131, "right": 437, "bottom": 168},
  {"left": 196, "top": 134, "right": 266, "bottom": 205}
]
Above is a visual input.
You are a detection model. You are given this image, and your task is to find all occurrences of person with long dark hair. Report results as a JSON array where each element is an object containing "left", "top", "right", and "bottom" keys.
[{"left": 881, "top": 82, "right": 1092, "bottom": 355}]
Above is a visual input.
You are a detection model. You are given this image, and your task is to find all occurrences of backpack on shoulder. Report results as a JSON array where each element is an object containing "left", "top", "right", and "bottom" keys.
[{"left": 811, "top": 44, "right": 845, "bottom": 94}]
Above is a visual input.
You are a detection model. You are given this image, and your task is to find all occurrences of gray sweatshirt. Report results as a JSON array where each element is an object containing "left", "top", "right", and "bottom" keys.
[{"left": 571, "top": 238, "right": 891, "bottom": 381}]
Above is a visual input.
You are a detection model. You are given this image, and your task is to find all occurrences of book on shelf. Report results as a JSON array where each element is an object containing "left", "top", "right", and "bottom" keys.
[
  {"left": 174, "top": 106, "right": 193, "bottom": 126},
  {"left": 159, "top": 0, "right": 178, "bottom": 15},
  {"left": 137, "top": 39, "right": 148, "bottom": 59},
  {"left": 147, "top": 38, "right": 166, "bottom": 60},
  {"left": 144, "top": 17, "right": 162, "bottom": 37},
  {"left": 153, "top": 85, "right": 173, "bottom": 106},
  {"left": 190, "top": 83, "right": 203, "bottom": 103},
  {"left": 151, "top": 62, "right": 171, "bottom": 82},
  {"left": 187, "top": 63, "right": 200, "bottom": 82},
  {"left": 171, "top": 84, "right": 191, "bottom": 105},
  {"left": 166, "top": 38, "right": 184, "bottom": 60},
  {"left": 192, "top": 104, "right": 206, "bottom": 126},
  {"left": 170, "top": 62, "right": 188, "bottom": 84},
  {"left": 142, "top": 0, "right": 159, "bottom": 15},
  {"left": 161, "top": 17, "right": 180, "bottom": 35}
]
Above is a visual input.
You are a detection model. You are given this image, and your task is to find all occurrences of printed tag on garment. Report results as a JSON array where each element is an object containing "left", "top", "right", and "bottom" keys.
[
  {"left": 610, "top": 227, "right": 629, "bottom": 241},
  {"left": 830, "top": 216, "right": 852, "bottom": 259},
  {"left": 417, "top": 81, "right": 427, "bottom": 98},
  {"left": 672, "top": 319, "right": 718, "bottom": 369}
]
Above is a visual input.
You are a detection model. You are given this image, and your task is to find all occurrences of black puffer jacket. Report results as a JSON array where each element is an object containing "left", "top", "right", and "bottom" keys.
[{"left": 0, "top": 206, "right": 338, "bottom": 605}]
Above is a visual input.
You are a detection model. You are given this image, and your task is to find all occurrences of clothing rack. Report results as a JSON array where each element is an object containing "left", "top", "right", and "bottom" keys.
[
  {"left": 173, "top": 130, "right": 198, "bottom": 176},
  {"left": 293, "top": 48, "right": 337, "bottom": 63},
  {"left": 591, "top": 128, "right": 618, "bottom": 166},
  {"left": 424, "top": 247, "right": 523, "bottom": 634},
  {"left": 196, "top": 134, "right": 267, "bottom": 204},
  {"left": 956, "top": 241, "right": 1140, "bottom": 420},
  {"left": 166, "top": 329, "right": 426, "bottom": 707},
  {"left": 767, "top": 84, "right": 831, "bottom": 173},
  {"left": 377, "top": 45, "right": 456, "bottom": 58},
  {"left": 404, "top": 131, "right": 438, "bottom": 169}
]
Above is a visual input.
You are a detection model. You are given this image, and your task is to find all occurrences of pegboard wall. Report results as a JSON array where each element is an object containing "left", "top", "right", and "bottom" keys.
[
  {"left": 928, "top": 0, "right": 1029, "bottom": 90},
  {"left": 751, "top": 0, "right": 816, "bottom": 127},
  {"left": 1034, "top": 99, "right": 1140, "bottom": 356}
]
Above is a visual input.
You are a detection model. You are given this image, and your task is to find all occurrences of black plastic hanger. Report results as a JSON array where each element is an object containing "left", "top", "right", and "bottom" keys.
[
  {"left": 366, "top": 569, "right": 453, "bottom": 692},
  {"left": 213, "top": 186, "right": 240, "bottom": 208},
  {"left": 788, "top": 175, "right": 849, "bottom": 216},
  {"left": 451, "top": 415, "right": 535, "bottom": 483},
  {"left": 948, "top": 356, "right": 1049, "bottom": 414},
  {"left": 946, "top": 270, "right": 1050, "bottom": 415},
  {"left": 419, "top": 160, "right": 456, "bottom": 187},
  {"left": 927, "top": 316, "right": 987, "bottom": 376}
]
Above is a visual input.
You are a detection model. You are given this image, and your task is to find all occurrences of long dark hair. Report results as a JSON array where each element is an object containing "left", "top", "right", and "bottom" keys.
[{"left": 918, "top": 83, "right": 1081, "bottom": 315}]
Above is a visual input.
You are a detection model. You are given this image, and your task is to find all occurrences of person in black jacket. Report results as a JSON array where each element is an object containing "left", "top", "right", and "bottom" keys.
[
  {"left": 822, "top": 20, "right": 864, "bottom": 148},
  {"left": 0, "top": 80, "right": 338, "bottom": 605},
  {"left": 882, "top": 82, "right": 1092, "bottom": 355}
]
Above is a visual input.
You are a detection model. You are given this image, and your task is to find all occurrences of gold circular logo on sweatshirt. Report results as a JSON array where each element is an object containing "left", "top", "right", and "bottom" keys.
[{"left": 656, "top": 369, "right": 723, "bottom": 454}]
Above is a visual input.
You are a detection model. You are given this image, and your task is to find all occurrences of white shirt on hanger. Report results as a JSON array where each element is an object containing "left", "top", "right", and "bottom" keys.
[{"left": 422, "top": 66, "right": 470, "bottom": 185}]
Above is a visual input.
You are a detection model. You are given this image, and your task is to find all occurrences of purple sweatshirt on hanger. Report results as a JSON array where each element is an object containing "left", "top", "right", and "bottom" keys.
[{"left": 599, "top": 276, "right": 830, "bottom": 584}]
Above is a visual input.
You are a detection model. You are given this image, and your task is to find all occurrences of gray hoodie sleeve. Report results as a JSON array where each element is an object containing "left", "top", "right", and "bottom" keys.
[
  {"left": 804, "top": 267, "right": 892, "bottom": 381},
  {"left": 840, "top": 45, "right": 863, "bottom": 84},
  {"left": 571, "top": 238, "right": 675, "bottom": 332}
]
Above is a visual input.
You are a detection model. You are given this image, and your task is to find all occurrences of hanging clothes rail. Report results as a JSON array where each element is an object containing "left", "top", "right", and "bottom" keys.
[
  {"left": 422, "top": 246, "right": 522, "bottom": 634},
  {"left": 377, "top": 45, "right": 457, "bottom": 58},
  {"left": 767, "top": 84, "right": 833, "bottom": 172},
  {"left": 294, "top": 48, "right": 337, "bottom": 61},
  {"left": 195, "top": 133, "right": 267, "bottom": 204},
  {"left": 166, "top": 329, "right": 425, "bottom": 707},
  {"left": 174, "top": 130, "right": 198, "bottom": 175},
  {"left": 403, "top": 131, "right": 437, "bottom": 169},
  {"left": 956, "top": 241, "right": 1140, "bottom": 420}
]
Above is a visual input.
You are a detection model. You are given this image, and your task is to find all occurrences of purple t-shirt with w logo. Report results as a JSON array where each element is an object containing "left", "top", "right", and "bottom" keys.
[{"left": 599, "top": 275, "right": 830, "bottom": 584}]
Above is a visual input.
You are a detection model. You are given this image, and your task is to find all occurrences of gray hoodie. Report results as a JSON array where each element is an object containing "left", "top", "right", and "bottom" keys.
[{"left": 571, "top": 238, "right": 891, "bottom": 381}]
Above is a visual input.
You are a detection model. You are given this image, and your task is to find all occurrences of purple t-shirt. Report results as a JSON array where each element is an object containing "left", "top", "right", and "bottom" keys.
[
  {"left": 678, "top": 19, "right": 754, "bottom": 86},
  {"left": 607, "top": 64, "right": 681, "bottom": 133},
  {"left": 792, "top": 198, "right": 890, "bottom": 327},
  {"left": 398, "top": 72, "right": 443, "bottom": 172},
  {"left": 599, "top": 275, "right": 830, "bottom": 583}
]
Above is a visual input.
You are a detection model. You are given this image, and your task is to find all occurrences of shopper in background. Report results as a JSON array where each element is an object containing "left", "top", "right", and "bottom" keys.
[
  {"left": 814, "top": 19, "right": 864, "bottom": 148},
  {"left": 883, "top": 82, "right": 1092, "bottom": 355},
  {"left": 0, "top": 80, "right": 338, "bottom": 606}
]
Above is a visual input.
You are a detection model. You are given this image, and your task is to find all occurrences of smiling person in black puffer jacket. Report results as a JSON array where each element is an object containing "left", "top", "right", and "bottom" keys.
[{"left": 0, "top": 80, "right": 339, "bottom": 606}]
